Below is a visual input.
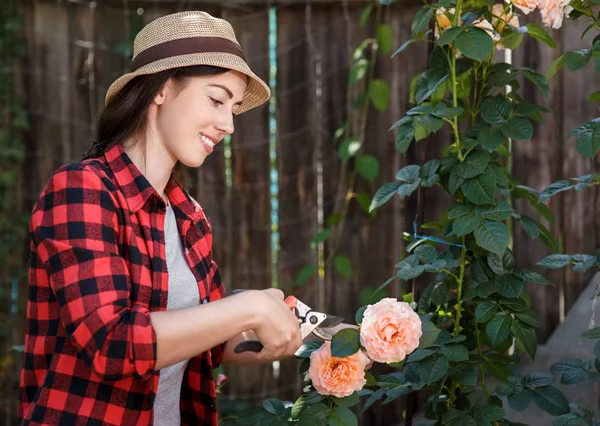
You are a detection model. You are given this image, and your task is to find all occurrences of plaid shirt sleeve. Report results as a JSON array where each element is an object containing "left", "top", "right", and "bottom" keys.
[
  {"left": 208, "top": 258, "right": 226, "bottom": 367},
  {"left": 31, "top": 165, "right": 157, "bottom": 381}
]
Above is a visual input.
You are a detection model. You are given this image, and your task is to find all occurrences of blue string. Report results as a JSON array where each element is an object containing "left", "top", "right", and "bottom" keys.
[{"left": 412, "top": 220, "right": 466, "bottom": 249}]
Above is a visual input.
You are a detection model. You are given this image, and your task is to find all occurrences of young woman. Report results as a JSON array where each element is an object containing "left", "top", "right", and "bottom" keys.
[{"left": 19, "top": 11, "right": 303, "bottom": 425}]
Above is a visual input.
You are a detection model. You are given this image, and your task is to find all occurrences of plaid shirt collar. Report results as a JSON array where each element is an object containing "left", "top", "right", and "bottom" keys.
[{"left": 104, "top": 144, "right": 204, "bottom": 222}]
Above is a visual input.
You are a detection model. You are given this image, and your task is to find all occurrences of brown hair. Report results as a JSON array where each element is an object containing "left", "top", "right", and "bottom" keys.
[{"left": 82, "top": 65, "right": 230, "bottom": 185}]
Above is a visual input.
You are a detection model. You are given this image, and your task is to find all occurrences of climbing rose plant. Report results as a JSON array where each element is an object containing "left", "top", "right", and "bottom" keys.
[{"left": 222, "top": 0, "right": 600, "bottom": 423}]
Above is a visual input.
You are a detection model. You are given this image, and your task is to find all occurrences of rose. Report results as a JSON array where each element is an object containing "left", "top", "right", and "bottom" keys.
[
  {"left": 511, "top": 0, "right": 539, "bottom": 14},
  {"left": 539, "top": 0, "right": 570, "bottom": 29},
  {"left": 308, "top": 341, "right": 370, "bottom": 398},
  {"left": 492, "top": 3, "right": 520, "bottom": 32},
  {"left": 359, "top": 298, "right": 422, "bottom": 364}
]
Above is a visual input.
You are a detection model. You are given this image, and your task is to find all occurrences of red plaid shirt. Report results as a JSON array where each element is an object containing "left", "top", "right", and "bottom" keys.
[{"left": 19, "top": 144, "right": 227, "bottom": 425}]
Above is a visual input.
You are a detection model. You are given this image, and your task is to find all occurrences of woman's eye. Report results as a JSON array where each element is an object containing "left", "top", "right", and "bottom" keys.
[{"left": 210, "top": 97, "right": 223, "bottom": 106}]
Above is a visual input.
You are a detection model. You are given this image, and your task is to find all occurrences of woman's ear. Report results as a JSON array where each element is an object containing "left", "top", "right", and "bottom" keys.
[{"left": 153, "top": 79, "right": 173, "bottom": 106}]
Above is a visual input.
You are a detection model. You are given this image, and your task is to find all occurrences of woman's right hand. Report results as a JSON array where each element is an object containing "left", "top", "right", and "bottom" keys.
[{"left": 247, "top": 289, "right": 303, "bottom": 361}]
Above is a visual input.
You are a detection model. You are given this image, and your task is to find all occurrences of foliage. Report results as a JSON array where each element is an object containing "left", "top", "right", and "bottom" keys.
[{"left": 239, "top": 0, "right": 600, "bottom": 423}]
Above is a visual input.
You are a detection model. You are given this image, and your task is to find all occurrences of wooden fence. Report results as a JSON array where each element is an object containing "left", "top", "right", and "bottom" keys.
[{"left": 3, "top": 0, "right": 600, "bottom": 424}]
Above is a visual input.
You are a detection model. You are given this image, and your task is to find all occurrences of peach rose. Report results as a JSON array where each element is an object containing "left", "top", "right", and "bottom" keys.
[
  {"left": 511, "top": 0, "right": 538, "bottom": 14},
  {"left": 308, "top": 341, "right": 370, "bottom": 398},
  {"left": 539, "top": 0, "right": 570, "bottom": 29},
  {"left": 360, "top": 298, "right": 422, "bottom": 363}
]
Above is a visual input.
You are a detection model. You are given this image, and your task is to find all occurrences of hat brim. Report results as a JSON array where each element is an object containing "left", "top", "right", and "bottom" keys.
[{"left": 105, "top": 52, "right": 271, "bottom": 115}]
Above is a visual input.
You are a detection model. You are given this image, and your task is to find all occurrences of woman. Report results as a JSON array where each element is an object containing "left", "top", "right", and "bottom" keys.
[{"left": 19, "top": 11, "right": 303, "bottom": 426}]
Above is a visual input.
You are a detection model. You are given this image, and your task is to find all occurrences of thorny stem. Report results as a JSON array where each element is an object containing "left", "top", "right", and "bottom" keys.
[
  {"left": 452, "top": 0, "right": 464, "bottom": 162},
  {"left": 453, "top": 237, "right": 467, "bottom": 337}
]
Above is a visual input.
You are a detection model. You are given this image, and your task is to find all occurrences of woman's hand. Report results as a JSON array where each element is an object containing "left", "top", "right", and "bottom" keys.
[{"left": 250, "top": 289, "right": 304, "bottom": 361}]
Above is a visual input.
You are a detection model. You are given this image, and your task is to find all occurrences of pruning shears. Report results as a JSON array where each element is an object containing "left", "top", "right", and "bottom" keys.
[{"left": 232, "top": 291, "right": 344, "bottom": 354}]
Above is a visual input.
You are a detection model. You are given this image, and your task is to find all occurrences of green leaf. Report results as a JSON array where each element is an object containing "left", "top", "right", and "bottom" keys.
[
  {"left": 419, "top": 320, "right": 441, "bottom": 348},
  {"left": 566, "top": 49, "right": 592, "bottom": 71},
  {"left": 513, "top": 320, "right": 537, "bottom": 360},
  {"left": 370, "top": 182, "right": 401, "bottom": 212},
  {"left": 455, "top": 27, "right": 494, "bottom": 61},
  {"left": 581, "top": 327, "right": 600, "bottom": 339},
  {"left": 263, "top": 398, "right": 286, "bottom": 416},
  {"left": 525, "top": 23, "right": 557, "bottom": 49},
  {"left": 359, "top": 5, "right": 373, "bottom": 27},
  {"left": 568, "top": 119, "right": 600, "bottom": 158},
  {"left": 377, "top": 24, "right": 394, "bottom": 55},
  {"left": 588, "top": 91, "right": 600, "bottom": 102},
  {"left": 487, "top": 249, "right": 515, "bottom": 275},
  {"left": 551, "top": 359, "right": 589, "bottom": 384},
  {"left": 457, "top": 151, "right": 490, "bottom": 178},
  {"left": 520, "top": 69, "right": 550, "bottom": 98},
  {"left": 519, "top": 215, "right": 541, "bottom": 238},
  {"left": 328, "top": 406, "right": 358, "bottom": 426},
  {"left": 397, "top": 165, "right": 421, "bottom": 182},
  {"left": 538, "top": 179, "right": 575, "bottom": 202},
  {"left": 415, "top": 245, "right": 437, "bottom": 264},
  {"left": 357, "top": 155, "right": 380, "bottom": 182},
  {"left": 475, "top": 200, "right": 513, "bottom": 220},
  {"left": 475, "top": 220, "right": 510, "bottom": 254},
  {"left": 412, "top": 7, "right": 434, "bottom": 34},
  {"left": 349, "top": 59, "right": 369, "bottom": 84},
  {"left": 294, "top": 265, "right": 318, "bottom": 286},
  {"left": 501, "top": 117, "right": 533, "bottom": 140},
  {"left": 523, "top": 373, "right": 554, "bottom": 389},
  {"left": 295, "top": 341, "right": 324, "bottom": 358},
  {"left": 415, "top": 70, "right": 449, "bottom": 104},
  {"left": 433, "top": 104, "right": 464, "bottom": 119},
  {"left": 453, "top": 214, "right": 481, "bottom": 236},
  {"left": 448, "top": 203, "right": 473, "bottom": 219},
  {"left": 363, "top": 389, "right": 385, "bottom": 411},
  {"left": 537, "top": 254, "right": 573, "bottom": 269},
  {"left": 395, "top": 122, "right": 416, "bottom": 154},
  {"left": 291, "top": 394, "right": 309, "bottom": 420},
  {"left": 407, "top": 348, "right": 437, "bottom": 362},
  {"left": 415, "top": 114, "right": 444, "bottom": 132},
  {"left": 470, "top": 404, "right": 505, "bottom": 423},
  {"left": 312, "top": 229, "right": 333, "bottom": 246},
  {"left": 392, "top": 38, "right": 415, "bottom": 57},
  {"left": 449, "top": 168, "right": 466, "bottom": 195},
  {"left": 448, "top": 363, "right": 478, "bottom": 386},
  {"left": 331, "top": 393, "right": 359, "bottom": 408},
  {"left": 481, "top": 96, "right": 510, "bottom": 126},
  {"left": 546, "top": 53, "right": 567, "bottom": 80},
  {"left": 438, "top": 27, "right": 464, "bottom": 46},
  {"left": 331, "top": 328, "right": 361, "bottom": 357},
  {"left": 515, "top": 311, "right": 542, "bottom": 328},
  {"left": 298, "top": 403, "right": 329, "bottom": 426},
  {"left": 419, "top": 354, "right": 449, "bottom": 384},
  {"left": 532, "top": 386, "right": 570, "bottom": 416},
  {"left": 369, "top": 79, "right": 390, "bottom": 112},
  {"left": 462, "top": 167, "right": 496, "bottom": 205},
  {"left": 486, "top": 313, "right": 512, "bottom": 346},
  {"left": 479, "top": 126, "right": 504, "bottom": 152},
  {"left": 397, "top": 265, "right": 425, "bottom": 280},
  {"left": 476, "top": 301, "right": 498, "bottom": 323},
  {"left": 430, "top": 281, "right": 450, "bottom": 305},
  {"left": 498, "top": 274, "right": 523, "bottom": 298},
  {"left": 508, "top": 386, "right": 534, "bottom": 411},
  {"left": 338, "top": 137, "right": 362, "bottom": 160},
  {"left": 440, "top": 344, "right": 470, "bottom": 361},
  {"left": 334, "top": 255, "right": 353, "bottom": 280},
  {"left": 515, "top": 269, "right": 553, "bottom": 285}
]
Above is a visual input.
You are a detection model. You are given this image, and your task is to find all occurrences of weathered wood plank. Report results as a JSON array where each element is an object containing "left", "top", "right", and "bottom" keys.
[
  {"left": 219, "top": 6, "right": 276, "bottom": 403},
  {"left": 276, "top": 4, "right": 319, "bottom": 402},
  {"left": 560, "top": 20, "right": 600, "bottom": 313},
  {"left": 512, "top": 16, "right": 563, "bottom": 341}
]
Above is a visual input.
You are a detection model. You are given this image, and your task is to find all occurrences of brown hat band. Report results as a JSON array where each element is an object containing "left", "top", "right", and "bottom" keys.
[{"left": 131, "top": 36, "right": 247, "bottom": 71}]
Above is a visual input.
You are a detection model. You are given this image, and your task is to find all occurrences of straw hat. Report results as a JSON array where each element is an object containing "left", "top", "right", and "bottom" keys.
[{"left": 105, "top": 11, "right": 271, "bottom": 114}]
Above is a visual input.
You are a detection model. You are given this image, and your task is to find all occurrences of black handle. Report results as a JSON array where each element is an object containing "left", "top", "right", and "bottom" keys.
[{"left": 234, "top": 340, "right": 264, "bottom": 353}]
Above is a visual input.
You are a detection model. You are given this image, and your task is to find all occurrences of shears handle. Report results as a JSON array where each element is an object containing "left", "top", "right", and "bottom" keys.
[{"left": 232, "top": 292, "right": 300, "bottom": 354}]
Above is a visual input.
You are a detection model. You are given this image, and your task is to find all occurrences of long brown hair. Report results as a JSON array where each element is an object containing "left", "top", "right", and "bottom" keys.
[{"left": 82, "top": 65, "right": 229, "bottom": 186}]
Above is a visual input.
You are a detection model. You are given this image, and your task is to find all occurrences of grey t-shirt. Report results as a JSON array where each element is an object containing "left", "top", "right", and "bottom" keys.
[{"left": 153, "top": 203, "right": 200, "bottom": 425}]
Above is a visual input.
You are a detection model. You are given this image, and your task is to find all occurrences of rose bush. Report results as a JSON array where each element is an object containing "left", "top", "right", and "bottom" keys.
[{"left": 226, "top": 0, "right": 600, "bottom": 424}]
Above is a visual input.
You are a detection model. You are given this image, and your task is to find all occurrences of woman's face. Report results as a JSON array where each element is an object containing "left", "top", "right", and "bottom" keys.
[{"left": 153, "top": 70, "right": 248, "bottom": 168}]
